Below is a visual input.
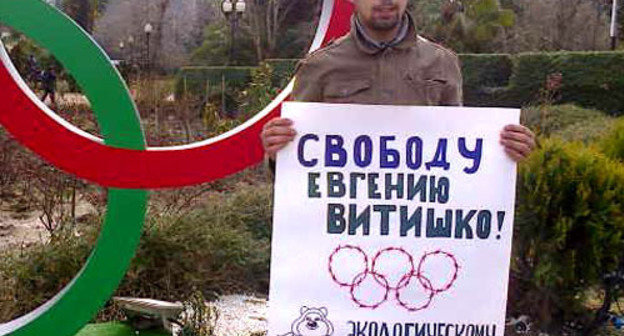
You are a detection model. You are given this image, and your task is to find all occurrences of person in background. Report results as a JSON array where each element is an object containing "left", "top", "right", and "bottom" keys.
[
  {"left": 40, "top": 67, "right": 57, "bottom": 108},
  {"left": 26, "top": 54, "right": 40, "bottom": 85}
]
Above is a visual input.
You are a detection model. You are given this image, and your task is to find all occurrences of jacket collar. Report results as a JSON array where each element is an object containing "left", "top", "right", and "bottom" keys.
[{"left": 351, "top": 12, "right": 419, "bottom": 55}]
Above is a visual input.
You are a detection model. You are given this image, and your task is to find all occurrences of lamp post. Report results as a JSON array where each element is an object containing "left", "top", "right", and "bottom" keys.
[
  {"left": 127, "top": 35, "right": 135, "bottom": 64},
  {"left": 610, "top": 0, "right": 619, "bottom": 50},
  {"left": 221, "top": 0, "right": 246, "bottom": 65},
  {"left": 144, "top": 22, "right": 153, "bottom": 71},
  {"left": 119, "top": 40, "right": 125, "bottom": 57}
]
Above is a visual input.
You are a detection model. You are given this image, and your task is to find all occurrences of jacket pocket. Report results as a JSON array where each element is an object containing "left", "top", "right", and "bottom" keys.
[
  {"left": 405, "top": 74, "right": 447, "bottom": 105},
  {"left": 323, "top": 78, "right": 372, "bottom": 103}
]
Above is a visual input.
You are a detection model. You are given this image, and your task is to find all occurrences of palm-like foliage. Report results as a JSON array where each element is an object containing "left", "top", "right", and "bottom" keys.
[{"left": 434, "top": 0, "right": 515, "bottom": 53}]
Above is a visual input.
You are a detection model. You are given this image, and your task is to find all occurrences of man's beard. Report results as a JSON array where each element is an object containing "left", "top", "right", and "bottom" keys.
[{"left": 369, "top": 13, "right": 401, "bottom": 31}]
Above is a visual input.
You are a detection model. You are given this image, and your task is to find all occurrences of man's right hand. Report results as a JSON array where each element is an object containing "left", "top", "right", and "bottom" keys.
[{"left": 261, "top": 118, "right": 297, "bottom": 160}]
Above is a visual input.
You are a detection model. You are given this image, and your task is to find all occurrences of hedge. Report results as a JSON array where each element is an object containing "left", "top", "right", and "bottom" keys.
[
  {"left": 460, "top": 51, "right": 624, "bottom": 113},
  {"left": 175, "top": 51, "right": 624, "bottom": 115},
  {"left": 508, "top": 51, "right": 624, "bottom": 114},
  {"left": 460, "top": 54, "right": 514, "bottom": 107}
]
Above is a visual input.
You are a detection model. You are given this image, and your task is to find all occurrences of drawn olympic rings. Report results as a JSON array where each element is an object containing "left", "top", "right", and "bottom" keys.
[{"left": 328, "top": 245, "right": 460, "bottom": 312}]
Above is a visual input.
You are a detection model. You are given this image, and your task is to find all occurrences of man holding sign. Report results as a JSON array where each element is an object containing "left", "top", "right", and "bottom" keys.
[
  {"left": 261, "top": 0, "right": 535, "bottom": 161},
  {"left": 262, "top": 0, "right": 536, "bottom": 336}
]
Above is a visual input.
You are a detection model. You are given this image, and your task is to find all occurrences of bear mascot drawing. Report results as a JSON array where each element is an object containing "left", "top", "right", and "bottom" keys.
[{"left": 279, "top": 306, "right": 334, "bottom": 336}]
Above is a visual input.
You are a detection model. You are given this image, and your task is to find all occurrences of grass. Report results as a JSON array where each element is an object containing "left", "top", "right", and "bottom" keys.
[
  {"left": 522, "top": 104, "right": 612, "bottom": 137},
  {"left": 553, "top": 115, "right": 616, "bottom": 143}
]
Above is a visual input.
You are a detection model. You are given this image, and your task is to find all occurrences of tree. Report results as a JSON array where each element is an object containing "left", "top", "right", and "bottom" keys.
[
  {"left": 428, "top": 0, "right": 515, "bottom": 53},
  {"left": 618, "top": 0, "right": 624, "bottom": 48},
  {"left": 62, "top": 0, "right": 95, "bottom": 33},
  {"left": 190, "top": 0, "right": 319, "bottom": 65},
  {"left": 160, "top": 0, "right": 216, "bottom": 67},
  {"left": 191, "top": 22, "right": 256, "bottom": 65},
  {"left": 502, "top": 0, "right": 613, "bottom": 52},
  {"left": 413, "top": 0, "right": 614, "bottom": 53},
  {"left": 93, "top": 0, "right": 215, "bottom": 69}
]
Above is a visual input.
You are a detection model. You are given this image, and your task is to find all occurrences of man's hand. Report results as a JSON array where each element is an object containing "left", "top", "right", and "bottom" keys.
[
  {"left": 261, "top": 118, "right": 297, "bottom": 160},
  {"left": 500, "top": 124, "right": 536, "bottom": 162}
]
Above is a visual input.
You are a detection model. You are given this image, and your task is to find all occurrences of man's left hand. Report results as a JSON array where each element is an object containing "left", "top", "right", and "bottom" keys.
[{"left": 500, "top": 125, "right": 536, "bottom": 162}]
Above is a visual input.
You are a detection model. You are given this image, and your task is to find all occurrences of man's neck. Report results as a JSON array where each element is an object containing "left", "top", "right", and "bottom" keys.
[{"left": 361, "top": 24, "right": 400, "bottom": 43}]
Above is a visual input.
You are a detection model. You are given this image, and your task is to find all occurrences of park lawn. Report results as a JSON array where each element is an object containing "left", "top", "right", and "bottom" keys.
[{"left": 76, "top": 322, "right": 169, "bottom": 336}]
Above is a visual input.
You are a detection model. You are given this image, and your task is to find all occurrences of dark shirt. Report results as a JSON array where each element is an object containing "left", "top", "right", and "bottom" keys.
[{"left": 41, "top": 71, "right": 56, "bottom": 91}]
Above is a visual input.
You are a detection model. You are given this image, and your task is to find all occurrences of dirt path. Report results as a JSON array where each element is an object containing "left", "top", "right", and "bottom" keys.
[
  {"left": 0, "top": 201, "right": 95, "bottom": 251},
  {"left": 0, "top": 210, "right": 48, "bottom": 251}
]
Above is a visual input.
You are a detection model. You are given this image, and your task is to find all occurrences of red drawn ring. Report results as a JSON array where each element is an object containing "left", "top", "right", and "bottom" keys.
[
  {"left": 417, "top": 250, "right": 460, "bottom": 293},
  {"left": 371, "top": 246, "right": 415, "bottom": 290},
  {"left": 395, "top": 272, "right": 436, "bottom": 312},
  {"left": 350, "top": 271, "right": 390, "bottom": 309},
  {"left": 328, "top": 245, "right": 369, "bottom": 287}
]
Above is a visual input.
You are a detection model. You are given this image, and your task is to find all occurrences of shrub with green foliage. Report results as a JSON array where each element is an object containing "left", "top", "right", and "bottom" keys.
[
  {"left": 508, "top": 52, "right": 624, "bottom": 114},
  {"left": 0, "top": 183, "right": 273, "bottom": 322},
  {"left": 190, "top": 23, "right": 257, "bottom": 67},
  {"left": 600, "top": 118, "right": 624, "bottom": 162},
  {"left": 510, "top": 139, "right": 624, "bottom": 330},
  {"left": 119, "top": 182, "right": 273, "bottom": 300},
  {"left": 459, "top": 52, "right": 624, "bottom": 112},
  {"left": 238, "top": 63, "right": 279, "bottom": 120},
  {"left": 264, "top": 59, "right": 299, "bottom": 88},
  {"left": 0, "top": 225, "right": 99, "bottom": 322},
  {"left": 460, "top": 53, "right": 513, "bottom": 107}
]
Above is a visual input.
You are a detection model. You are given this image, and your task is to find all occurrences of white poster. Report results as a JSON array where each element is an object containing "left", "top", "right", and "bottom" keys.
[{"left": 269, "top": 102, "right": 520, "bottom": 336}]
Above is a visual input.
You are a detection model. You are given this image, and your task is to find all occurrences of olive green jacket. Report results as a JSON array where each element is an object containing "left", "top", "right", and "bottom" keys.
[
  {"left": 268, "top": 15, "right": 463, "bottom": 173},
  {"left": 292, "top": 14, "right": 463, "bottom": 106}
]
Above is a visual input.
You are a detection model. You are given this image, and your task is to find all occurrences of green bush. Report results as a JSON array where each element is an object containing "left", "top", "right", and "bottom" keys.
[
  {"left": 118, "top": 182, "right": 273, "bottom": 300},
  {"left": 508, "top": 52, "right": 624, "bottom": 114},
  {"left": 0, "top": 225, "right": 99, "bottom": 322},
  {"left": 174, "top": 66, "right": 254, "bottom": 98},
  {"left": 264, "top": 59, "right": 299, "bottom": 88},
  {"left": 600, "top": 118, "right": 624, "bottom": 162},
  {"left": 0, "top": 183, "right": 273, "bottom": 321},
  {"left": 506, "top": 52, "right": 556, "bottom": 106},
  {"left": 238, "top": 63, "right": 279, "bottom": 120},
  {"left": 521, "top": 104, "right": 610, "bottom": 136},
  {"left": 510, "top": 139, "right": 624, "bottom": 330},
  {"left": 460, "top": 54, "right": 514, "bottom": 107},
  {"left": 459, "top": 54, "right": 513, "bottom": 87}
]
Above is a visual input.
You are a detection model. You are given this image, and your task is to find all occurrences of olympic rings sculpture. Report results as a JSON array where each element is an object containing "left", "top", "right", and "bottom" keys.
[
  {"left": 0, "top": 0, "right": 353, "bottom": 335},
  {"left": 328, "top": 245, "right": 460, "bottom": 312}
]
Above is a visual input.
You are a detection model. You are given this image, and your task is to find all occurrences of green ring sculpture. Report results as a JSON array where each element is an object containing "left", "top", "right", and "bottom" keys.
[{"left": 0, "top": 1, "right": 148, "bottom": 335}]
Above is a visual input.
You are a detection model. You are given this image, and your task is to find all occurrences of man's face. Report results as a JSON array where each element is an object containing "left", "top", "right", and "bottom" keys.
[{"left": 354, "top": 0, "right": 408, "bottom": 32}]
